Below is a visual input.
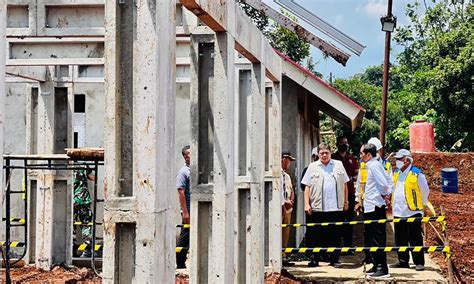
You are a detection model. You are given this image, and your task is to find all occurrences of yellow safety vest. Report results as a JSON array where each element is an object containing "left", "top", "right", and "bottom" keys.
[
  {"left": 383, "top": 160, "right": 392, "bottom": 174},
  {"left": 358, "top": 162, "right": 368, "bottom": 203},
  {"left": 393, "top": 166, "right": 424, "bottom": 211}
]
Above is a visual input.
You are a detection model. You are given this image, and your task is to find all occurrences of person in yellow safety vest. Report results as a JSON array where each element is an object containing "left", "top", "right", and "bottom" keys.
[{"left": 390, "top": 149, "right": 430, "bottom": 272}]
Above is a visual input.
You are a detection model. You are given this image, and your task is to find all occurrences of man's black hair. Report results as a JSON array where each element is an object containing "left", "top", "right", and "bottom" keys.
[
  {"left": 336, "top": 136, "right": 347, "bottom": 144},
  {"left": 362, "top": 143, "right": 377, "bottom": 158},
  {"left": 182, "top": 145, "right": 191, "bottom": 156}
]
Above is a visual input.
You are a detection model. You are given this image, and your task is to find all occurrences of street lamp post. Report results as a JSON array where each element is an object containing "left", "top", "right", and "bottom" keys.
[{"left": 379, "top": 0, "right": 396, "bottom": 156}]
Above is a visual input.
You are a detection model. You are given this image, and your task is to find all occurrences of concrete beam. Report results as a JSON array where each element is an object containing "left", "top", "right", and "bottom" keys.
[
  {"left": 240, "top": 0, "right": 350, "bottom": 66},
  {"left": 180, "top": 0, "right": 281, "bottom": 82},
  {"left": 7, "top": 58, "right": 105, "bottom": 66}
]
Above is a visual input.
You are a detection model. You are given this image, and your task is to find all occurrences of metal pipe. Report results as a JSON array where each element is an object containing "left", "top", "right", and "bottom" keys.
[
  {"left": 11, "top": 161, "right": 28, "bottom": 266},
  {"left": 5, "top": 158, "right": 11, "bottom": 283},
  {"left": 380, "top": 0, "right": 393, "bottom": 156},
  {"left": 91, "top": 160, "right": 100, "bottom": 276}
]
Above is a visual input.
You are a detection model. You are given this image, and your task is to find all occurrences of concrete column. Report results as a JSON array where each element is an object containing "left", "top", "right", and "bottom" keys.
[
  {"left": 209, "top": 32, "right": 236, "bottom": 282},
  {"left": 34, "top": 73, "right": 56, "bottom": 269},
  {"left": 268, "top": 82, "right": 282, "bottom": 272},
  {"left": 0, "top": 0, "right": 5, "bottom": 269},
  {"left": 189, "top": 34, "right": 214, "bottom": 284},
  {"left": 103, "top": 0, "right": 176, "bottom": 283},
  {"left": 249, "top": 62, "right": 265, "bottom": 282}
]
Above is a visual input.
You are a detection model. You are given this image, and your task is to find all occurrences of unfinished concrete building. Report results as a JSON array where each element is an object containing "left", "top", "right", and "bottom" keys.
[{"left": 1, "top": 0, "right": 365, "bottom": 282}]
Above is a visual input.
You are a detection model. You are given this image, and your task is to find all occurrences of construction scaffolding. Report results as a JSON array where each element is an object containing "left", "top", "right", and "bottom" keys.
[{"left": 1, "top": 153, "right": 104, "bottom": 283}]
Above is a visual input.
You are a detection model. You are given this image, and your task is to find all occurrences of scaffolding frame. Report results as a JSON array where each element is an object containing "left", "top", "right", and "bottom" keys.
[{"left": 1, "top": 154, "right": 104, "bottom": 283}]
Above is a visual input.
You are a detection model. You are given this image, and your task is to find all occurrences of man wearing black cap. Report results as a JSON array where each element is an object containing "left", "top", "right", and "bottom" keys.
[{"left": 281, "top": 150, "right": 296, "bottom": 266}]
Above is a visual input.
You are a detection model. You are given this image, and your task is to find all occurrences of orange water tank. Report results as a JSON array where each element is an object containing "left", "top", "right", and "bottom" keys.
[{"left": 409, "top": 120, "right": 435, "bottom": 152}]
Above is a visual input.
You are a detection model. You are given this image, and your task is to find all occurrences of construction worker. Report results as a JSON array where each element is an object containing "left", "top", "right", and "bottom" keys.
[
  {"left": 73, "top": 166, "right": 95, "bottom": 257},
  {"left": 302, "top": 143, "right": 349, "bottom": 268},
  {"left": 391, "top": 149, "right": 430, "bottom": 271},
  {"left": 355, "top": 143, "right": 391, "bottom": 278},
  {"left": 176, "top": 145, "right": 191, "bottom": 269},
  {"left": 281, "top": 150, "right": 296, "bottom": 266}
]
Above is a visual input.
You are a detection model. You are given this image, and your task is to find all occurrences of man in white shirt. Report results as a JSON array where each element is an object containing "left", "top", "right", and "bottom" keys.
[
  {"left": 302, "top": 143, "right": 349, "bottom": 268},
  {"left": 391, "top": 149, "right": 430, "bottom": 271},
  {"left": 355, "top": 143, "right": 391, "bottom": 278}
]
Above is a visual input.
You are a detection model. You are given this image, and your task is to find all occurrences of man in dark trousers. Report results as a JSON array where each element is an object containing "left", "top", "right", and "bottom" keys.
[
  {"left": 391, "top": 149, "right": 430, "bottom": 271},
  {"left": 302, "top": 143, "right": 349, "bottom": 268},
  {"left": 176, "top": 145, "right": 191, "bottom": 269},
  {"left": 355, "top": 143, "right": 391, "bottom": 279},
  {"left": 331, "top": 136, "right": 359, "bottom": 249}
]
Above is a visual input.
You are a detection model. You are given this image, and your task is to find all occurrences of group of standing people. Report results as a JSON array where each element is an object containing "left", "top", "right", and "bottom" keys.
[
  {"left": 281, "top": 136, "right": 430, "bottom": 279},
  {"left": 174, "top": 137, "right": 430, "bottom": 278}
]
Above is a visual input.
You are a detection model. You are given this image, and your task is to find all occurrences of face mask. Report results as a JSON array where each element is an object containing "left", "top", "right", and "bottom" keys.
[
  {"left": 337, "top": 144, "right": 349, "bottom": 152},
  {"left": 396, "top": 160, "right": 404, "bottom": 169}
]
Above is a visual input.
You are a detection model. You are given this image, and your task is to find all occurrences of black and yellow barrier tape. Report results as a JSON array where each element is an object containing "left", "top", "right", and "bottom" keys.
[
  {"left": 176, "top": 224, "right": 191, "bottom": 229},
  {"left": 2, "top": 217, "right": 26, "bottom": 223},
  {"left": 284, "top": 246, "right": 452, "bottom": 261},
  {"left": 176, "top": 216, "right": 446, "bottom": 228},
  {"left": 1, "top": 241, "right": 26, "bottom": 248},
  {"left": 282, "top": 216, "right": 445, "bottom": 228},
  {"left": 77, "top": 244, "right": 103, "bottom": 252},
  {"left": 77, "top": 245, "right": 191, "bottom": 253},
  {"left": 73, "top": 221, "right": 103, "bottom": 226}
]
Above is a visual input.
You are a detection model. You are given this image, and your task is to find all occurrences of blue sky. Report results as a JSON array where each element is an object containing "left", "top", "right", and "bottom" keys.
[{"left": 263, "top": 0, "right": 415, "bottom": 79}]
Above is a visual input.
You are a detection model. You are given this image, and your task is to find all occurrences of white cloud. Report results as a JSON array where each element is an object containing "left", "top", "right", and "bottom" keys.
[{"left": 363, "top": 0, "right": 387, "bottom": 18}]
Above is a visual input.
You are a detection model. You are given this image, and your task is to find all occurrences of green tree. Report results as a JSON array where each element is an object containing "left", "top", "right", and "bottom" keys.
[
  {"left": 394, "top": 0, "right": 473, "bottom": 150},
  {"left": 237, "top": 2, "right": 312, "bottom": 65}
]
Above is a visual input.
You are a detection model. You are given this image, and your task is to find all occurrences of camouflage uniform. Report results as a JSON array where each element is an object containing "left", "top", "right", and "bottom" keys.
[{"left": 73, "top": 168, "right": 93, "bottom": 246}]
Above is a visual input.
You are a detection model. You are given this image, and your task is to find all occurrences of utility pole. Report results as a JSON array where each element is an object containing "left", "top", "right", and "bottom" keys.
[{"left": 380, "top": 0, "right": 395, "bottom": 156}]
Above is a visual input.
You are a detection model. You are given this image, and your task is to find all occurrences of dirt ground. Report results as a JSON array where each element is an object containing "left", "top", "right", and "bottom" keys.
[
  {"left": 411, "top": 152, "right": 474, "bottom": 283},
  {"left": 3, "top": 152, "right": 472, "bottom": 283},
  {"left": 2, "top": 266, "right": 101, "bottom": 283}
]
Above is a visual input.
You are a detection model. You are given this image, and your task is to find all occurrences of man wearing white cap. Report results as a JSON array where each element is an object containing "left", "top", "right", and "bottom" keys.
[
  {"left": 367, "top": 137, "right": 394, "bottom": 202},
  {"left": 391, "top": 149, "right": 430, "bottom": 271}
]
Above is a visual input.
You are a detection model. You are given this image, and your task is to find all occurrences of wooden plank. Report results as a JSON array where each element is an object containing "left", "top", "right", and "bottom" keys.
[
  {"left": 180, "top": 0, "right": 282, "bottom": 82},
  {"left": 65, "top": 147, "right": 104, "bottom": 161}
]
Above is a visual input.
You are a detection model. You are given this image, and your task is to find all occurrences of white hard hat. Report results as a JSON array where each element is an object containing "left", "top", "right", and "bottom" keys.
[
  {"left": 368, "top": 137, "right": 383, "bottom": 150},
  {"left": 311, "top": 147, "right": 318, "bottom": 156},
  {"left": 394, "top": 149, "right": 412, "bottom": 159}
]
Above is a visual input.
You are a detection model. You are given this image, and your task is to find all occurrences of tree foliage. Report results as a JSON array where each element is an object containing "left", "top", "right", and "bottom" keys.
[
  {"left": 333, "top": 0, "right": 473, "bottom": 152},
  {"left": 237, "top": 2, "right": 311, "bottom": 65}
]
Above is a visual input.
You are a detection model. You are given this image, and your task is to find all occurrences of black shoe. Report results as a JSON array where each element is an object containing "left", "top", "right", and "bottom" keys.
[
  {"left": 390, "top": 262, "right": 409, "bottom": 268},
  {"left": 283, "top": 260, "right": 295, "bottom": 266},
  {"left": 415, "top": 264, "right": 425, "bottom": 271},
  {"left": 366, "top": 266, "right": 377, "bottom": 275},
  {"left": 330, "top": 262, "right": 343, "bottom": 268},
  {"left": 308, "top": 260, "right": 319, "bottom": 267},
  {"left": 369, "top": 270, "right": 391, "bottom": 279}
]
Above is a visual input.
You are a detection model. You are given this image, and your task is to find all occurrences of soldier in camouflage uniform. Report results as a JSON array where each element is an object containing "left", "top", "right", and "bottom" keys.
[{"left": 73, "top": 167, "right": 94, "bottom": 256}]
